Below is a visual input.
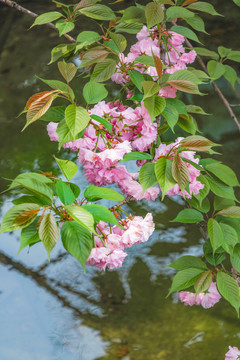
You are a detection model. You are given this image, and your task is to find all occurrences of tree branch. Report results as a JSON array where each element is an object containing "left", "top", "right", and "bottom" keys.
[
  {"left": 0, "top": 0, "right": 76, "bottom": 43},
  {"left": 185, "top": 38, "right": 240, "bottom": 133}
]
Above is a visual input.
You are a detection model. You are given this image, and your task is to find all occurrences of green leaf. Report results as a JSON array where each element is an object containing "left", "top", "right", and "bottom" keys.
[
  {"left": 82, "top": 204, "right": 120, "bottom": 227},
  {"left": 166, "top": 6, "right": 194, "bottom": 21},
  {"left": 121, "top": 6, "right": 146, "bottom": 24},
  {"left": 83, "top": 81, "right": 108, "bottom": 104},
  {"left": 115, "top": 22, "right": 143, "bottom": 34},
  {"left": 187, "top": 196, "right": 210, "bottom": 213},
  {"left": 233, "top": 0, "right": 240, "bottom": 6},
  {"left": 205, "top": 175, "right": 238, "bottom": 202},
  {"left": 65, "top": 105, "right": 90, "bottom": 139},
  {"left": 216, "top": 206, "right": 240, "bottom": 219},
  {"left": 171, "top": 208, "right": 204, "bottom": 223},
  {"left": 218, "top": 46, "right": 232, "bottom": 58},
  {"left": 12, "top": 195, "right": 50, "bottom": 207},
  {"left": 171, "top": 25, "right": 201, "bottom": 44},
  {"left": 177, "top": 114, "right": 198, "bottom": 134},
  {"left": 18, "top": 218, "right": 41, "bottom": 253},
  {"left": 219, "top": 223, "right": 238, "bottom": 255},
  {"left": 109, "top": 31, "right": 127, "bottom": 53},
  {"left": 227, "top": 51, "right": 240, "bottom": 62},
  {"left": 56, "top": 179, "right": 75, "bottom": 205},
  {"left": 38, "top": 213, "right": 59, "bottom": 260},
  {"left": 0, "top": 203, "right": 40, "bottom": 233},
  {"left": 205, "top": 163, "right": 239, "bottom": 186},
  {"left": 134, "top": 55, "right": 155, "bottom": 67},
  {"left": 230, "top": 245, "right": 240, "bottom": 273},
  {"left": 186, "top": 104, "right": 209, "bottom": 115},
  {"left": 55, "top": 19, "right": 75, "bottom": 36},
  {"left": 223, "top": 65, "right": 237, "bottom": 88},
  {"left": 194, "top": 270, "right": 212, "bottom": 294},
  {"left": 194, "top": 47, "right": 219, "bottom": 60},
  {"left": 38, "top": 77, "right": 75, "bottom": 100},
  {"left": 217, "top": 271, "right": 240, "bottom": 316},
  {"left": 64, "top": 205, "right": 95, "bottom": 232},
  {"left": 90, "top": 114, "right": 112, "bottom": 134},
  {"left": 84, "top": 186, "right": 124, "bottom": 202},
  {"left": 56, "top": 121, "right": 85, "bottom": 150},
  {"left": 61, "top": 221, "right": 93, "bottom": 271},
  {"left": 207, "top": 60, "right": 225, "bottom": 81},
  {"left": 49, "top": 43, "right": 75, "bottom": 64},
  {"left": 121, "top": 152, "right": 153, "bottom": 162},
  {"left": 166, "top": 98, "right": 188, "bottom": 116},
  {"left": 194, "top": 174, "right": 210, "bottom": 204},
  {"left": 79, "top": 4, "right": 116, "bottom": 20},
  {"left": 57, "top": 60, "right": 77, "bottom": 83},
  {"left": 145, "top": 2, "right": 164, "bottom": 28},
  {"left": 8, "top": 173, "right": 53, "bottom": 201},
  {"left": 167, "top": 255, "right": 207, "bottom": 271},
  {"left": 144, "top": 95, "right": 166, "bottom": 120},
  {"left": 76, "top": 31, "right": 102, "bottom": 49},
  {"left": 54, "top": 156, "right": 78, "bottom": 181},
  {"left": 67, "top": 182, "right": 81, "bottom": 198},
  {"left": 155, "top": 158, "right": 176, "bottom": 199},
  {"left": 129, "top": 70, "right": 145, "bottom": 92},
  {"left": 139, "top": 163, "right": 158, "bottom": 194},
  {"left": 39, "top": 106, "right": 65, "bottom": 122},
  {"left": 142, "top": 81, "right": 160, "bottom": 100},
  {"left": 185, "top": 15, "right": 207, "bottom": 34},
  {"left": 167, "top": 267, "right": 205, "bottom": 296},
  {"left": 187, "top": 2, "right": 222, "bottom": 16},
  {"left": 214, "top": 196, "right": 236, "bottom": 211},
  {"left": 31, "top": 11, "right": 63, "bottom": 27},
  {"left": 162, "top": 103, "right": 179, "bottom": 130},
  {"left": 207, "top": 218, "right": 224, "bottom": 253},
  {"left": 91, "top": 59, "right": 117, "bottom": 82}
]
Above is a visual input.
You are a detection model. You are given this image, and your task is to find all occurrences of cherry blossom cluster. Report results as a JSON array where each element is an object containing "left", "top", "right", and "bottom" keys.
[
  {"left": 178, "top": 282, "right": 221, "bottom": 309},
  {"left": 111, "top": 26, "right": 197, "bottom": 99},
  {"left": 225, "top": 347, "right": 240, "bottom": 360},
  {"left": 86, "top": 213, "right": 155, "bottom": 270}
]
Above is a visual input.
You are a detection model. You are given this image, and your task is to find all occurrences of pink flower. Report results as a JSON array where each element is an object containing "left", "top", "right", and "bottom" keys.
[
  {"left": 86, "top": 247, "right": 127, "bottom": 271},
  {"left": 159, "top": 86, "right": 177, "bottom": 99},
  {"left": 121, "top": 213, "right": 155, "bottom": 248},
  {"left": 200, "top": 282, "right": 221, "bottom": 309},
  {"left": 178, "top": 291, "right": 196, "bottom": 306},
  {"left": 78, "top": 141, "right": 132, "bottom": 164},
  {"left": 225, "top": 347, "right": 240, "bottom": 360},
  {"left": 47, "top": 122, "right": 59, "bottom": 142},
  {"left": 178, "top": 282, "right": 221, "bottom": 309}
]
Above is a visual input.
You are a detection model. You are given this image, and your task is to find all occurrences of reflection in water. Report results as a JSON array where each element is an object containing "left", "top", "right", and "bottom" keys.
[{"left": 1, "top": 1, "right": 240, "bottom": 359}]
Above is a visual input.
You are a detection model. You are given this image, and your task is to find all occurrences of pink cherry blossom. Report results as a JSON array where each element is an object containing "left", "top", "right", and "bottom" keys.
[
  {"left": 178, "top": 282, "right": 221, "bottom": 309},
  {"left": 86, "top": 213, "right": 154, "bottom": 271},
  {"left": 47, "top": 122, "right": 59, "bottom": 142},
  {"left": 178, "top": 291, "right": 196, "bottom": 306},
  {"left": 225, "top": 347, "right": 240, "bottom": 360}
]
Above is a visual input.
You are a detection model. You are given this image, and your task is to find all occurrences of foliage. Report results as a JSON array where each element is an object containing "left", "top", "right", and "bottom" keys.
[{"left": 1, "top": 0, "right": 240, "bottom": 334}]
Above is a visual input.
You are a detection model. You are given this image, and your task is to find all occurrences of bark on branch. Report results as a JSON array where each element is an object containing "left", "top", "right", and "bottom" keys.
[{"left": 185, "top": 38, "right": 240, "bottom": 133}]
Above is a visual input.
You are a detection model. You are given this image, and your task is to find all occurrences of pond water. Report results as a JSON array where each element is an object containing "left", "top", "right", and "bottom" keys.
[{"left": 0, "top": 1, "right": 240, "bottom": 359}]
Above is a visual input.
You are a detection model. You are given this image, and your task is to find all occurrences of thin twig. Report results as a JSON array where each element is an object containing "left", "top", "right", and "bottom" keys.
[
  {"left": 0, "top": 0, "right": 76, "bottom": 43},
  {"left": 110, "top": 195, "right": 133, "bottom": 210},
  {"left": 230, "top": 104, "right": 240, "bottom": 107},
  {"left": 185, "top": 38, "right": 240, "bottom": 133}
]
